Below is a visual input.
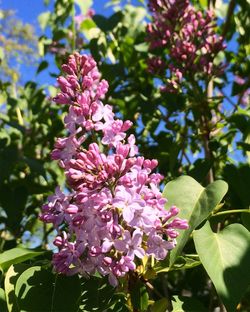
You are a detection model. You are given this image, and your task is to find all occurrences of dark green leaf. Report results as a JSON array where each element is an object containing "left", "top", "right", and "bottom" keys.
[
  {"left": 80, "top": 276, "right": 127, "bottom": 311},
  {"left": 0, "top": 288, "right": 7, "bottom": 312},
  {"left": 51, "top": 274, "right": 81, "bottom": 312},
  {"left": 15, "top": 266, "right": 54, "bottom": 311},
  {"left": 93, "top": 12, "right": 123, "bottom": 32},
  {"left": 172, "top": 295, "right": 207, "bottom": 311},
  {"left": 150, "top": 298, "right": 168, "bottom": 312},
  {"left": 130, "top": 279, "right": 148, "bottom": 312},
  {"left": 242, "top": 212, "right": 250, "bottom": 231},
  {"left": 36, "top": 60, "right": 49, "bottom": 74},
  {"left": 223, "top": 164, "right": 250, "bottom": 208},
  {"left": 0, "top": 185, "right": 28, "bottom": 232},
  {"left": 189, "top": 159, "right": 212, "bottom": 183}
]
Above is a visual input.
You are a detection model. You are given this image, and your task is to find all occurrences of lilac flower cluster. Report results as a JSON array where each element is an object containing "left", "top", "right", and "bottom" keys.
[
  {"left": 40, "top": 53, "right": 188, "bottom": 286},
  {"left": 147, "top": 0, "right": 226, "bottom": 92}
]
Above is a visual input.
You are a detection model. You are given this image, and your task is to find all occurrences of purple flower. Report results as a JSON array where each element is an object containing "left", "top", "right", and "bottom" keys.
[
  {"left": 40, "top": 53, "right": 188, "bottom": 286},
  {"left": 147, "top": 0, "right": 226, "bottom": 91},
  {"left": 114, "top": 230, "right": 145, "bottom": 259},
  {"left": 147, "top": 234, "right": 176, "bottom": 260}
]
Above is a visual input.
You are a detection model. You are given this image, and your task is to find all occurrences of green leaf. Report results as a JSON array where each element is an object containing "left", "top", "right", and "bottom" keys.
[
  {"left": 92, "top": 15, "right": 108, "bottom": 31},
  {"left": 193, "top": 222, "right": 250, "bottom": 311},
  {"left": 0, "top": 288, "right": 7, "bottom": 312},
  {"left": 51, "top": 274, "right": 81, "bottom": 312},
  {"left": 0, "top": 46, "right": 4, "bottom": 60},
  {"left": 198, "top": 0, "right": 207, "bottom": 8},
  {"left": 223, "top": 164, "right": 250, "bottom": 208},
  {"left": 0, "top": 185, "right": 28, "bottom": 232},
  {"left": 215, "top": 0, "right": 228, "bottom": 18},
  {"left": 150, "top": 298, "right": 168, "bottom": 312},
  {"left": 15, "top": 266, "right": 54, "bottom": 311},
  {"left": 172, "top": 295, "right": 207, "bottom": 312},
  {"left": 0, "top": 247, "right": 44, "bottom": 272},
  {"left": 74, "top": 0, "right": 93, "bottom": 15},
  {"left": 242, "top": 212, "right": 250, "bottom": 231},
  {"left": 36, "top": 60, "right": 49, "bottom": 74},
  {"left": 130, "top": 279, "right": 149, "bottom": 312},
  {"left": 4, "top": 264, "right": 29, "bottom": 312},
  {"left": 163, "top": 176, "right": 228, "bottom": 266},
  {"left": 154, "top": 256, "right": 201, "bottom": 274},
  {"left": 134, "top": 42, "right": 149, "bottom": 52},
  {"left": 93, "top": 12, "right": 122, "bottom": 33},
  {"left": 80, "top": 276, "right": 127, "bottom": 311},
  {"left": 189, "top": 159, "right": 212, "bottom": 183},
  {"left": 38, "top": 11, "right": 50, "bottom": 30},
  {"left": 7, "top": 265, "right": 81, "bottom": 312}
]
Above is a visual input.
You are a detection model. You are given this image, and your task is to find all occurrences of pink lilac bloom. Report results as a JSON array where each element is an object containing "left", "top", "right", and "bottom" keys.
[
  {"left": 40, "top": 52, "right": 188, "bottom": 287},
  {"left": 147, "top": 0, "right": 226, "bottom": 92}
]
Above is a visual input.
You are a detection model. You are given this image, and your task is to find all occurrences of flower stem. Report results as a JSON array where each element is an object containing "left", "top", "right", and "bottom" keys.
[
  {"left": 212, "top": 209, "right": 250, "bottom": 217},
  {"left": 71, "top": 0, "right": 76, "bottom": 51}
]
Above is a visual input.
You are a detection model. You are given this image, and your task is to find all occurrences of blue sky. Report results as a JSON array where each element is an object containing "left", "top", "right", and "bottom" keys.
[
  {"left": 1, "top": 0, "right": 114, "bottom": 22},
  {"left": 1, "top": 0, "right": 142, "bottom": 85},
  {"left": 1, "top": 1, "right": 121, "bottom": 84}
]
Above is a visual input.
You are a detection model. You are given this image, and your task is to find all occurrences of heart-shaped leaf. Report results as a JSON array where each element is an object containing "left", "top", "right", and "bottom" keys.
[
  {"left": 163, "top": 175, "right": 228, "bottom": 266},
  {"left": 193, "top": 222, "right": 250, "bottom": 311},
  {"left": 14, "top": 266, "right": 81, "bottom": 312}
]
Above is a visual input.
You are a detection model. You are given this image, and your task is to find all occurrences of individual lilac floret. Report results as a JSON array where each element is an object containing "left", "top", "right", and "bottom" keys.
[
  {"left": 114, "top": 230, "right": 145, "bottom": 260},
  {"left": 40, "top": 53, "right": 188, "bottom": 286}
]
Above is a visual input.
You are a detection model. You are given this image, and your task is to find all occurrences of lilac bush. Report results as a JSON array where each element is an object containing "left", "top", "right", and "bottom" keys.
[
  {"left": 147, "top": 0, "right": 226, "bottom": 92},
  {"left": 40, "top": 52, "right": 188, "bottom": 286}
]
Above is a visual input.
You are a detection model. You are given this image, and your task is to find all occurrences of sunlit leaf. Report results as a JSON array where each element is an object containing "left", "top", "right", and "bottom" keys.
[
  {"left": 0, "top": 247, "right": 45, "bottom": 272},
  {"left": 0, "top": 288, "right": 7, "bottom": 312},
  {"left": 193, "top": 222, "right": 250, "bottom": 311},
  {"left": 154, "top": 256, "right": 201, "bottom": 274},
  {"left": 74, "top": 0, "right": 93, "bottom": 15},
  {"left": 172, "top": 295, "right": 207, "bottom": 311},
  {"left": 163, "top": 176, "right": 228, "bottom": 266},
  {"left": 4, "top": 264, "right": 29, "bottom": 312},
  {"left": 38, "top": 11, "right": 51, "bottom": 31}
]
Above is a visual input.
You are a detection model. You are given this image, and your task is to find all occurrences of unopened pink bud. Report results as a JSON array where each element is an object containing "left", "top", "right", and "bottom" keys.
[
  {"left": 54, "top": 236, "right": 63, "bottom": 246},
  {"left": 103, "top": 257, "right": 112, "bottom": 266},
  {"left": 66, "top": 204, "right": 78, "bottom": 214},
  {"left": 122, "top": 120, "right": 133, "bottom": 131},
  {"left": 170, "top": 205, "right": 179, "bottom": 216},
  {"left": 53, "top": 93, "right": 72, "bottom": 105}
]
